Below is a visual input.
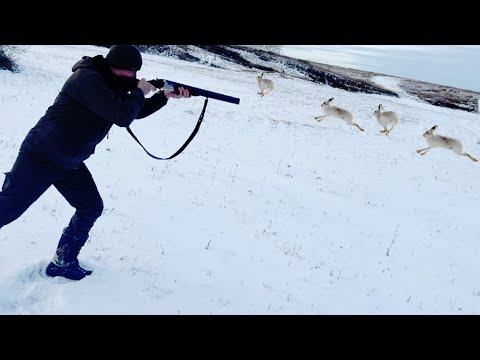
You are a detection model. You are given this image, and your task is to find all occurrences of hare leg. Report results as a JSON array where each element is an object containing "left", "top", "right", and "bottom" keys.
[
  {"left": 417, "top": 147, "right": 429, "bottom": 154},
  {"left": 353, "top": 123, "right": 365, "bottom": 132},
  {"left": 464, "top": 153, "right": 479, "bottom": 162}
]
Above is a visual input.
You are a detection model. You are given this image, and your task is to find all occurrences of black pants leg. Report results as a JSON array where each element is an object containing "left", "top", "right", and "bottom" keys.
[
  {"left": 53, "top": 162, "right": 104, "bottom": 244},
  {"left": 0, "top": 152, "right": 63, "bottom": 228},
  {"left": 1, "top": 152, "right": 103, "bottom": 244}
]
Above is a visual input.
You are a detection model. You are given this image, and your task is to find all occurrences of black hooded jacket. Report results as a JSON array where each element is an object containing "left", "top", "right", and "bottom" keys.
[{"left": 20, "top": 55, "right": 168, "bottom": 169}]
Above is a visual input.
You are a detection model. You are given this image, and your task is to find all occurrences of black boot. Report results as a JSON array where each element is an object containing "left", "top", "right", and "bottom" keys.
[{"left": 46, "top": 227, "right": 92, "bottom": 281}]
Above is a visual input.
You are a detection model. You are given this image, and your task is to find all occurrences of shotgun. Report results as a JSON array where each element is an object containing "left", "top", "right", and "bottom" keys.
[{"left": 148, "top": 78, "right": 240, "bottom": 105}]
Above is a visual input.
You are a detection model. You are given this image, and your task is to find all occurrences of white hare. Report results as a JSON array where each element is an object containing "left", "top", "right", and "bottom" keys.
[
  {"left": 417, "top": 125, "right": 478, "bottom": 162},
  {"left": 373, "top": 104, "right": 399, "bottom": 136},
  {"left": 257, "top": 72, "right": 274, "bottom": 97},
  {"left": 315, "top": 98, "right": 364, "bottom": 132}
]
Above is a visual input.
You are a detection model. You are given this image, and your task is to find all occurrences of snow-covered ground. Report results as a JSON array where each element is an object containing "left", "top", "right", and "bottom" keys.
[
  {"left": 372, "top": 76, "right": 416, "bottom": 100},
  {"left": 1, "top": 45, "right": 480, "bottom": 314}
]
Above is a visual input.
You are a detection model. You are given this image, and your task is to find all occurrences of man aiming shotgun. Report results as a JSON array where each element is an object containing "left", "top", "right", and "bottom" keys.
[{"left": 0, "top": 45, "right": 238, "bottom": 281}]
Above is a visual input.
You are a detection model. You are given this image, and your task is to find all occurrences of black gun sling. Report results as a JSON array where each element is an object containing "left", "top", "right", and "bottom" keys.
[{"left": 126, "top": 98, "right": 209, "bottom": 161}]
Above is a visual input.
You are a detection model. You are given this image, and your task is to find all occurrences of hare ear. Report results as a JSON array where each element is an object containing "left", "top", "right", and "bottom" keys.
[
  {"left": 379, "top": 104, "right": 383, "bottom": 110},
  {"left": 431, "top": 125, "right": 438, "bottom": 131},
  {"left": 328, "top": 98, "right": 334, "bottom": 103}
]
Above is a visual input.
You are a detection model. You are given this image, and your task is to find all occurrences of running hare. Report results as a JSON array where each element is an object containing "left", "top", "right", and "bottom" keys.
[
  {"left": 417, "top": 125, "right": 478, "bottom": 162},
  {"left": 257, "top": 73, "right": 274, "bottom": 97},
  {"left": 315, "top": 98, "right": 364, "bottom": 132},
  {"left": 373, "top": 104, "right": 399, "bottom": 136}
]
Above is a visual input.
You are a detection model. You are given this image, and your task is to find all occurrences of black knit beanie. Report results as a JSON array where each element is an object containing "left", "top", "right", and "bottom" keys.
[{"left": 105, "top": 45, "right": 142, "bottom": 71}]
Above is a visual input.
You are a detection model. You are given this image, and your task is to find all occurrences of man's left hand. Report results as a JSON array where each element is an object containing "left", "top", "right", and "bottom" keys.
[{"left": 164, "top": 87, "right": 191, "bottom": 99}]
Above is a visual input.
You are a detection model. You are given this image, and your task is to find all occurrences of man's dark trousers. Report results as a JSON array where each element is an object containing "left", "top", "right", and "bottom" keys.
[{"left": 0, "top": 150, "right": 103, "bottom": 241}]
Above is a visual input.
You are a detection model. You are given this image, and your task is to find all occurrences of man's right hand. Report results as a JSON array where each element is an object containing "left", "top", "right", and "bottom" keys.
[{"left": 137, "top": 78, "right": 157, "bottom": 96}]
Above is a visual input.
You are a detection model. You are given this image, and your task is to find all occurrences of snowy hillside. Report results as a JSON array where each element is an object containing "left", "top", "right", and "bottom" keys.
[{"left": 1, "top": 45, "right": 480, "bottom": 314}]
